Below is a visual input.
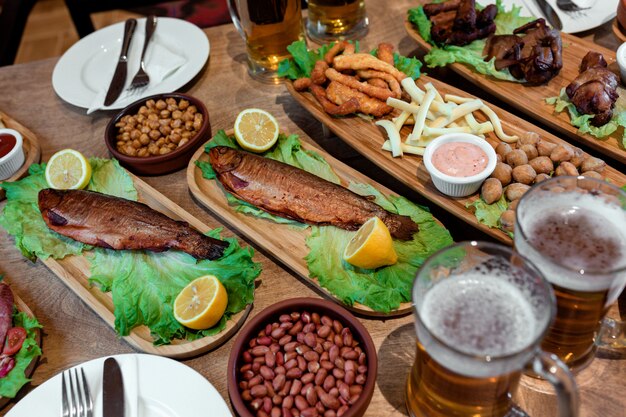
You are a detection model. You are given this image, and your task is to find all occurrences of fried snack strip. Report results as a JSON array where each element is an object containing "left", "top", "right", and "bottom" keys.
[
  {"left": 325, "top": 68, "right": 395, "bottom": 102},
  {"left": 333, "top": 54, "right": 407, "bottom": 82},
  {"left": 367, "top": 78, "right": 390, "bottom": 89},
  {"left": 326, "top": 81, "right": 392, "bottom": 117},
  {"left": 311, "top": 60, "right": 329, "bottom": 85},
  {"left": 293, "top": 78, "right": 312, "bottom": 91},
  {"left": 377, "top": 43, "right": 395, "bottom": 66},
  {"left": 357, "top": 70, "right": 402, "bottom": 97},
  {"left": 310, "top": 84, "right": 360, "bottom": 116},
  {"left": 324, "top": 41, "right": 350, "bottom": 64}
]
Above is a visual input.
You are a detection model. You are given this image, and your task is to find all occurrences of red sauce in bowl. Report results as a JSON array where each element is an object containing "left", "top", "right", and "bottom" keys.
[
  {"left": 432, "top": 142, "right": 489, "bottom": 177},
  {"left": 0, "top": 133, "right": 17, "bottom": 158}
]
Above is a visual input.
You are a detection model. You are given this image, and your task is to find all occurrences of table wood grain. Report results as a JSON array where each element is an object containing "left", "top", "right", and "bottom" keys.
[{"left": 0, "top": 1, "right": 623, "bottom": 416}]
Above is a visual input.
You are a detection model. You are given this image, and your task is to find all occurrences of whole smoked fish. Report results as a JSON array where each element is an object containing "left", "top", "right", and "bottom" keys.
[
  {"left": 38, "top": 189, "right": 228, "bottom": 260},
  {"left": 209, "top": 146, "right": 418, "bottom": 240}
]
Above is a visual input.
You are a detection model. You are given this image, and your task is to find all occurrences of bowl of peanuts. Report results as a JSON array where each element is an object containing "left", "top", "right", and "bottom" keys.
[
  {"left": 228, "top": 298, "right": 377, "bottom": 417},
  {"left": 105, "top": 93, "right": 210, "bottom": 175}
]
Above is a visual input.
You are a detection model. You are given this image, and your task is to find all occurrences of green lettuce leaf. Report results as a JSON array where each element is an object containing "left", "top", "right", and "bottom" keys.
[
  {"left": 546, "top": 88, "right": 626, "bottom": 147},
  {"left": 0, "top": 159, "right": 136, "bottom": 261},
  {"left": 200, "top": 132, "right": 453, "bottom": 312},
  {"left": 278, "top": 40, "right": 421, "bottom": 80},
  {"left": 306, "top": 185, "right": 453, "bottom": 312},
  {"left": 0, "top": 311, "right": 43, "bottom": 398},
  {"left": 408, "top": 1, "right": 533, "bottom": 81},
  {"left": 466, "top": 194, "right": 508, "bottom": 229},
  {"left": 89, "top": 229, "right": 260, "bottom": 345}
]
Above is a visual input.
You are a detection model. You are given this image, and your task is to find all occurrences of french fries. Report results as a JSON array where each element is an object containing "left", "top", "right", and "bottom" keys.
[{"left": 379, "top": 79, "right": 518, "bottom": 157}]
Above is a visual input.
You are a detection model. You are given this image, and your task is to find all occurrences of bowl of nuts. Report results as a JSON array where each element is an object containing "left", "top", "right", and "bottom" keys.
[
  {"left": 228, "top": 298, "right": 377, "bottom": 417},
  {"left": 105, "top": 93, "right": 210, "bottom": 175}
]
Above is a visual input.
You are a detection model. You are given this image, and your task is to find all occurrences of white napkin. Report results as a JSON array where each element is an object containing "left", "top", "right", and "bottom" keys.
[{"left": 86, "top": 41, "right": 186, "bottom": 114}]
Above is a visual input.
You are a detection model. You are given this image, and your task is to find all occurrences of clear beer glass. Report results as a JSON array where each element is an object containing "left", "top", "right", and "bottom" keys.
[
  {"left": 305, "top": 0, "right": 368, "bottom": 42},
  {"left": 406, "top": 241, "right": 578, "bottom": 417},
  {"left": 228, "top": 0, "right": 306, "bottom": 83},
  {"left": 515, "top": 176, "right": 626, "bottom": 372}
]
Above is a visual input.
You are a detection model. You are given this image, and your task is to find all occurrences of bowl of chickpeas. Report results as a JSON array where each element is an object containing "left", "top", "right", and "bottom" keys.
[{"left": 105, "top": 93, "right": 210, "bottom": 175}]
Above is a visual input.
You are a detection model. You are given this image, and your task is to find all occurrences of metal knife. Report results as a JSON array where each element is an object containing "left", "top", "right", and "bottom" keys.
[
  {"left": 533, "top": 0, "right": 563, "bottom": 30},
  {"left": 104, "top": 19, "right": 137, "bottom": 106},
  {"left": 103, "top": 358, "right": 125, "bottom": 417}
]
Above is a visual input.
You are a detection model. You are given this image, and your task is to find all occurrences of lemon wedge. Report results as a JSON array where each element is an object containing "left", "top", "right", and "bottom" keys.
[
  {"left": 45, "top": 149, "right": 92, "bottom": 190},
  {"left": 173, "top": 275, "right": 228, "bottom": 330},
  {"left": 234, "top": 108, "right": 279, "bottom": 153},
  {"left": 343, "top": 217, "right": 398, "bottom": 269}
]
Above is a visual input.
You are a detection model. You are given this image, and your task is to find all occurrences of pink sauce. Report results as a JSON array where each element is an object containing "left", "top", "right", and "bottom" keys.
[{"left": 432, "top": 142, "right": 488, "bottom": 177}]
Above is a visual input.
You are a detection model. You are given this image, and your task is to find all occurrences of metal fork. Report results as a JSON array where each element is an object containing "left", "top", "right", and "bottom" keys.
[
  {"left": 129, "top": 15, "right": 158, "bottom": 89},
  {"left": 556, "top": 0, "right": 592, "bottom": 12},
  {"left": 61, "top": 368, "right": 93, "bottom": 417}
]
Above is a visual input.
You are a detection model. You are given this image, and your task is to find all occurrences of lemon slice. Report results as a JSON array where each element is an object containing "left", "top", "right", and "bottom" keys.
[
  {"left": 45, "top": 149, "right": 92, "bottom": 190},
  {"left": 174, "top": 275, "right": 228, "bottom": 330},
  {"left": 343, "top": 217, "right": 398, "bottom": 269},
  {"left": 234, "top": 108, "right": 279, "bottom": 153}
]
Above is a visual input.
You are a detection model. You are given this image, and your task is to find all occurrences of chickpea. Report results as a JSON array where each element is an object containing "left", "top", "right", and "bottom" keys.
[
  {"left": 155, "top": 99, "right": 167, "bottom": 110},
  {"left": 170, "top": 133, "right": 182, "bottom": 144},
  {"left": 159, "top": 147, "right": 172, "bottom": 155},
  {"left": 116, "top": 140, "right": 125, "bottom": 148},
  {"left": 182, "top": 131, "right": 192, "bottom": 139},
  {"left": 166, "top": 97, "right": 176, "bottom": 106},
  {"left": 505, "top": 149, "right": 528, "bottom": 168},
  {"left": 138, "top": 106, "right": 149, "bottom": 116},
  {"left": 148, "top": 120, "right": 160, "bottom": 130},
  {"left": 179, "top": 99, "right": 189, "bottom": 110},
  {"left": 171, "top": 119, "right": 183, "bottom": 129},
  {"left": 141, "top": 125, "right": 151, "bottom": 134},
  {"left": 160, "top": 125, "right": 172, "bottom": 136},
  {"left": 148, "top": 143, "right": 159, "bottom": 155},
  {"left": 122, "top": 124, "right": 133, "bottom": 133},
  {"left": 137, "top": 147, "right": 149, "bottom": 157},
  {"left": 124, "top": 145, "right": 137, "bottom": 156},
  {"left": 156, "top": 138, "right": 166, "bottom": 147},
  {"left": 131, "top": 139, "right": 141, "bottom": 149},
  {"left": 193, "top": 119, "right": 202, "bottom": 131},
  {"left": 185, "top": 120, "right": 194, "bottom": 130},
  {"left": 121, "top": 132, "right": 130, "bottom": 141},
  {"left": 146, "top": 99, "right": 156, "bottom": 108},
  {"left": 160, "top": 109, "right": 171, "bottom": 119},
  {"left": 149, "top": 130, "right": 161, "bottom": 140},
  {"left": 179, "top": 138, "right": 189, "bottom": 147},
  {"left": 188, "top": 105, "right": 197, "bottom": 115},
  {"left": 130, "top": 129, "right": 141, "bottom": 140},
  {"left": 182, "top": 111, "right": 194, "bottom": 122},
  {"left": 167, "top": 143, "right": 177, "bottom": 150},
  {"left": 147, "top": 113, "right": 159, "bottom": 121}
]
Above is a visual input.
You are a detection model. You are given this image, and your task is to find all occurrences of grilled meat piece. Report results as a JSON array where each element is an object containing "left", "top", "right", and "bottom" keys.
[
  {"left": 0, "top": 284, "right": 14, "bottom": 349},
  {"left": 566, "top": 52, "right": 619, "bottom": 127},
  {"left": 38, "top": 189, "right": 228, "bottom": 260},
  {"left": 484, "top": 18, "right": 562, "bottom": 84},
  {"left": 426, "top": 0, "right": 497, "bottom": 46},
  {"left": 424, "top": 0, "right": 460, "bottom": 17},
  {"left": 453, "top": 0, "right": 476, "bottom": 31},
  {"left": 209, "top": 147, "right": 418, "bottom": 240}
]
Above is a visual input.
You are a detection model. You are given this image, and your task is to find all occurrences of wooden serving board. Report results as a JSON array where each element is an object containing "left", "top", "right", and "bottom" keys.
[
  {"left": 40, "top": 176, "right": 252, "bottom": 359},
  {"left": 285, "top": 77, "right": 626, "bottom": 245},
  {"left": 404, "top": 4, "right": 626, "bottom": 164},
  {"left": 0, "top": 289, "right": 41, "bottom": 409},
  {"left": 0, "top": 111, "right": 42, "bottom": 201},
  {"left": 187, "top": 132, "right": 427, "bottom": 318}
]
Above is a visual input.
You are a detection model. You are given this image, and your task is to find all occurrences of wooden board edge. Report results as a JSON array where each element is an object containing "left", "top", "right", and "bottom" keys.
[
  {"left": 0, "top": 110, "right": 43, "bottom": 200},
  {"left": 0, "top": 292, "right": 42, "bottom": 408},
  {"left": 402, "top": 18, "right": 626, "bottom": 165},
  {"left": 186, "top": 139, "right": 414, "bottom": 318}
]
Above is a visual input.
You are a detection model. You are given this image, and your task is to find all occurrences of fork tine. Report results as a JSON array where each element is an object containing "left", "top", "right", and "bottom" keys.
[
  {"left": 61, "top": 371, "right": 70, "bottom": 417},
  {"left": 80, "top": 368, "right": 94, "bottom": 417},
  {"left": 73, "top": 369, "right": 84, "bottom": 417},
  {"left": 68, "top": 370, "right": 78, "bottom": 417}
]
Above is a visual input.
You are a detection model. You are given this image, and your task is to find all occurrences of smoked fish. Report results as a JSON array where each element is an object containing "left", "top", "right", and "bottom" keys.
[
  {"left": 209, "top": 146, "right": 418, "bottom": 240},
  {"left": 38, "top": 189, "right": 228, "bottom": 260}
]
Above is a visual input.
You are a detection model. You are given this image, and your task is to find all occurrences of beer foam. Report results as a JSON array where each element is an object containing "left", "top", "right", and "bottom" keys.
[
  {"left": 516, "top": 191, "right": 626, "bottom": 293},
  {"left": 420, "top": 274, "right": 536, "bottom": 357}
]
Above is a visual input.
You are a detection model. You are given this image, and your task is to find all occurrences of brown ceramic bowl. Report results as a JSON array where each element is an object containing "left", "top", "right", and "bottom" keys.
[
  {"left": 104, "top": 92, "right": 211, "bottom": 176},
  {"left": 227, "top": 298, "right": 377, "bottom": 417}
]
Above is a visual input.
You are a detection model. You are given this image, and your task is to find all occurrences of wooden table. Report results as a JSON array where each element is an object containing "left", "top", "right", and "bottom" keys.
[{"left": 0, "top": 1, "right": 623, "bottom": 416}]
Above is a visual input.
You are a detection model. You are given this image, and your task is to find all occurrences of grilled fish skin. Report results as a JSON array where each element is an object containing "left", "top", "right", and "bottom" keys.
[
  {"left": 38, "top": 189, "right": 228, "bottom": 260},
  {"left": 209, "top": 146, "right": 418, "bottom": 240}
]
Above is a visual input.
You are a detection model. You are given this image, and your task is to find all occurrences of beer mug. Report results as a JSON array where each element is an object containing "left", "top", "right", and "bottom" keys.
[
  {"left": 406, "top": 241, "right": 578, "bottom": 417},
  {"left": 305, "top": 0, "right": 368, "bottom": 42},
  {"left": 227, "top": 0, "right": 305, "bottom": 83},
  {"left": 515, "top": 176, "right": 626, "bottom": 372}
]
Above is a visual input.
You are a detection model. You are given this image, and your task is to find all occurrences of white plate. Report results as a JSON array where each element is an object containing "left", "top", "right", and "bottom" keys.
[
  {"left": 52, "top": 17, "right": 210, "bottom": 110},
  {"left": 493, "top": 0, "right": 618, "bottom": 34},
  {"left": 6, "top": 354, "right": 232, "bottom": 417}
]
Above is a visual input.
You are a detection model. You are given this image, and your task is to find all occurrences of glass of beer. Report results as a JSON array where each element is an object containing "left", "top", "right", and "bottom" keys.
[
  {"left": 305, "top": 0, "right": 368, "bottom": 42},
  {"left": 406, "top": 241, "right": 578, "bottom": 417},
  {"left": 227, "top": 0, "right": 305, "bottom": 83},
  {"left": 515, "top": 176, "right": 626, "bottom": 372}
]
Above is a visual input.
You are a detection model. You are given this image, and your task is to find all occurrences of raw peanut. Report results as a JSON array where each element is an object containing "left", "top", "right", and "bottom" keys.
[
  {"left": 334, "top": 335, "right": 343, "bottom": 348},
  {"left": 344, "top": 360, "right": 356, "bottom": 373},
  {"left": 242, "top": 370, "right": 255, "bottom": 380},
  {"left": 315, "top": 368, "right": 328, "bottom": 386},
  {"left": 312, "top": 313, "right": 321, "bottom": 324},
  {"left": 304, "top": 333, "right": 317, "bottom": 348},
  {"left": 320, "top": 392, "right": 341, "bottom": 410},
  {"left": 334, "top": 358, "right": 345, "bottom": 370},
  {"left": 252, "top": 346, "right": 270, "bottom": 356},
  {"left": 306, "top": 385, "right": 318, "bottom": 406},
  {"left": 252, "top": 362, "right": 261, "bottom": 372},
  {"left": 289, "top": 321, "right": 303, "bottom": 335},
  {"left": 343, "top": 350, "right": 358, "bottom": 360},
  {"left": 251, "top": 384, "right": 268, "bottom": 398},
  {"left": 296, "top": 345, "right": 311, "bottom": 355},
  {"left": 321, "top": 360, "right": 334, "bottom": 370},
  {"left": 317, "top": 325, "right": 331, "bottom": 338},
  {"left": 355, "top": 374, "right": 367, "bottom": 385},
  {"left": 272, "top": 328, "right": 286, "bottom": 339},
  {"left": 295, "top": 395, "right": 308, "bottom": 411},
  {"left": 302, "top": 372, "right": 315, "bottom": 384},
  {"left": 339, "top": 384, "right": 350, "bottom": 401},
  {"left": 301, "top": 312, "right": 311, "bottom": 324},
  {"left": 273, "top": 395, "right": 283, "bottom": 406},
  {"left": 320, "top": 352, "right": 329, "bottom": 362},
  {"left": 274, "top": 374, "right": 287, "bottom": 391},
  {"left": 272, "top": 407, "right": 282, "bottom": 417},
  {"left": 266, "top": 380, "right": 277, "bottom": 397},
  {"left": 264, "top": 397, "right": 273, "bottom": 413},
  {"left": 242, "top": 390, "right": 252, "bottom": 401},
  {"left": 323, "top": 375, "right": 336, "bottom": 391},
  {"left": 277, "top": 353, "right": 285, "bottom": 367},
  {"left": 249, "top": 375, "right": 263, "bottom": 388},
  {"left": 266, "top": 352, "right": 276, "bottom": 368},
  {"left": 283, "top": 408, "right": 293, "bottom": 417},
  {"left": 332, "top": 320, "right": 343, "bottom": 334},
  {"left": 280, "top": 380, "right": 292, "bottom": 396},
  {"left": 279, "top": 335, "right": 293, "bottom": 346},
  {"left": 251, "top": 398, "right": 264, "bottom": 410},
  {"left": 328, "top": 388, "right": 339, "bottom": 398},
  {"left": 322, "top": 341, "right": 333, "bottom": 352},
  {"left": 243, "top": 351, "right": 253, "bottom": 363},
  {"left": 348, "top": 394, "right": 360, "bottom": 405},
  {"left": 329, "top": 345, "right": 339, "bottom": 363},
  {"left": 349, "top": 385, "right": 362, "bottom": 395},
  {"left": 286, "top": 368, "right": 303, "bottom": 380},
  {"left": 301, "top": 408, "right": 318, "bottom": 417},
  {"left": 290, "top": 380, "right": 303, "bottom": 396},
  {"left": 333, "top": 368, "right": 345, "bottom": 380},
  {"left": 321, "top": 316, "right": 333, "bottom": 326},
  {"left": 344, "top": 370, "right": 355, "bottom": 385},
  {"left": 303, "top": 323, "right": 316, "bottom": 334},
  {"left": 280, "top": 322, "right": 294, "bottom": 331},
  {"left": 285, "top": 359, "right": 298, "bottom": 370},
  {"left": 324, "top": 410, "right": 337, "bottom": 417},
  {"left": 261, "top": 365, "right": 276, "bottom": 381},
  {"left": 280, "top": 314, "right": 292, "bottom": 323},
  {"left": 357, "top": 365, "right": 367, "bottom": 374},
  {"left": 297, "top": 356, "right": 307, "bottom": 371},
  {"left": 285, "top": 342, "right": 298, "bottom": 352},
  {"left": 283, "top": 395, "right": 294, "bottom": 409},
  {"left": 240, "top": 381, "right": 249, "bottom": 390},
  {"left": 358, "top": 353, "right": 366, "bottom": 366},
  {"left": 308, "top": 361, "right": 320, "bottom": 373},
  {"left": 316, "top": 401, "right": 326, "bottom": 414},
  {"left": 254, "top": 356, "right": 266, "bottom": 364}
]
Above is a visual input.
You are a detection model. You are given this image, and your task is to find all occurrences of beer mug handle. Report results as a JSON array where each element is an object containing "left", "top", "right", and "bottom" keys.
[
  {"left": 226, "top": 0, "right": 246, "bottom": 40},
  {"left": 597, "top": 317, "right": 626, "bottom": 348},
  {"left": 528, "top": 351, "right": 580, "bottom": 417}
]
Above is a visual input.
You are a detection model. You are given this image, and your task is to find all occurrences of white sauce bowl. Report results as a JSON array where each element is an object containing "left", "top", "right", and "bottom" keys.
[
  {"left": 423, "top": 133, "right": 497, "bottom": 198},
  {"left": 0, "top": 128, "right": 25, "bottom": 181}
]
